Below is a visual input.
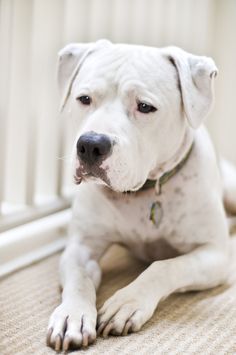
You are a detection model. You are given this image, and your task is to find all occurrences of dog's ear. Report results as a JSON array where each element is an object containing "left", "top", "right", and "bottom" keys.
[
  {"left": 58, "top": 43, "right": 91, "bottom": 98},
  {"left": 164, "top": 47, "right": 218, "bottom": 129},
  {"left": 57, "top": 40, "right": 111, "bottom": 111}
]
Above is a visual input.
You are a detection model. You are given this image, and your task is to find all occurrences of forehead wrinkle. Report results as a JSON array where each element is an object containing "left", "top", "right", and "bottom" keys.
[
  {"left": 76, "top": 47, "right": 168, "bottom": 101},
  {"left": 118, "top": 80, "right": 147, "bottom": 100}
]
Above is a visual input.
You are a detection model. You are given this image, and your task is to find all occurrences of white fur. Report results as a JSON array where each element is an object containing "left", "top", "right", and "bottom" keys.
[{"left": 47, "top": 41, "right": 233, "bottom": 351}]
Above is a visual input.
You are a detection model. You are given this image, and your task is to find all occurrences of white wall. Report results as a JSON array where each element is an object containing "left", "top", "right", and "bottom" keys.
[{"left": 208, "top": 0, "right": 236, "bottom": 165}]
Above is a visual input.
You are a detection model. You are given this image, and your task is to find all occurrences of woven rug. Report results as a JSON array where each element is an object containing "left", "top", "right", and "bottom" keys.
[{"left": 1, "top": 238, "right": 236, "bottom": 355}]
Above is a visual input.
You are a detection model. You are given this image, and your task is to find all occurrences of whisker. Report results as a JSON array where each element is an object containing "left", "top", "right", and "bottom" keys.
[{"left": 56, "top": 155, "right": 71, "bottom": 161}]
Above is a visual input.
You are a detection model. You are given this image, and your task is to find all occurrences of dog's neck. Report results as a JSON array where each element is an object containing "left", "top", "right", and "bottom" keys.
[{"left": 142, "top": 128, "right": 194, "bottom": 194}]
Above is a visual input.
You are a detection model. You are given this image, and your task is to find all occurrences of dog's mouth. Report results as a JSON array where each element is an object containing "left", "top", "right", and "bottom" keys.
[
  {"left": 74, "top": 165, "right": 110, "bottom": 187},
  {"left": 74, "top": 172, "right": 94, "bottom": 184}
]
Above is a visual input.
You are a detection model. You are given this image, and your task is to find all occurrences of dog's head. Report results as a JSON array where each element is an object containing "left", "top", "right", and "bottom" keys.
[{"left": 58, "top": 40, "right": 217, "bottom": 192}]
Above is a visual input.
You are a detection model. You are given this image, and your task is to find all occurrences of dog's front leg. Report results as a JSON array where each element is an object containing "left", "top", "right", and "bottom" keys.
[
  {"left": 97, "top": 244, "right": 229, "bottom": 337},
  {"left": 47, "top": 238, "right": 105, "bottom": 351}
]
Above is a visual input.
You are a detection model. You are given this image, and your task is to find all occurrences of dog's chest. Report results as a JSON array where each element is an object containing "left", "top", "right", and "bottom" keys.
[
  {"left": 113, "top": 188, "right": 169, "bottom": 238},
  {"left": 105, "top": 185, "right": 190, "bottom": 260}
]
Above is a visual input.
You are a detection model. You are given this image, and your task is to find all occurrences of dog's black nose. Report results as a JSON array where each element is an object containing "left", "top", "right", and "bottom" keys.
[{"left": 77, "top": 132, "right": 112, "bottom": 165}]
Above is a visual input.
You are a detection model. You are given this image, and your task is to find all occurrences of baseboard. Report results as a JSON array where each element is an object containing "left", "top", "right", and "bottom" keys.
[{"left": 0, "top": 209, "right": 71, "bottom": 278}]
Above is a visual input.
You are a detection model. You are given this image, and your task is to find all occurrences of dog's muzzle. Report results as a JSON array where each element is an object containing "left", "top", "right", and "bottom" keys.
[
  {"left": 77, "top": 132, "right": 112, "bottom": 166},
  {"left": 75, "top": 132, "right": 113, "bottom": 185}
]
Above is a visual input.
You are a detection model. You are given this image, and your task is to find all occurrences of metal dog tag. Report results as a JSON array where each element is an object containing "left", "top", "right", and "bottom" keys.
[{"left": 149, "top": 201, "right": 163, "bottom": 227}]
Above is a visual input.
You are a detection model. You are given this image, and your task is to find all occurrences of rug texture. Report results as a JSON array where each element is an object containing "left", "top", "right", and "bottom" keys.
[{"left": 1, "top": 238, "right": 236, "bottom": 355}]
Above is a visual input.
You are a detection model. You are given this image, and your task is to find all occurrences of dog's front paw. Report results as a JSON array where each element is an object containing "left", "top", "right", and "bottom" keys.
[
  {"left": 97, "top": 286, "right": 155, "bottom": 337},
  {"left": 47, "top": 301, "right": 97, "bottom": 351}
]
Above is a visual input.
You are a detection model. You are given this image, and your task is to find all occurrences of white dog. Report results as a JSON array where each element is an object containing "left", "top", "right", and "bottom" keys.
[{"left": 47, "top": 40, "right": 236, "bottom": 351}]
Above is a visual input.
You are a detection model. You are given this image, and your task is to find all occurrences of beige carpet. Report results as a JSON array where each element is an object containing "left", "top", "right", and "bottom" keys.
[{"left": 1, "top": 239, "right": 236, "bottom": 355}]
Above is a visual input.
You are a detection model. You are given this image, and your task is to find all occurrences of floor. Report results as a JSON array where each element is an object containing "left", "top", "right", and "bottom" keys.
[{"left": 1, "top": 240, "right": 236, "bottom": 355}]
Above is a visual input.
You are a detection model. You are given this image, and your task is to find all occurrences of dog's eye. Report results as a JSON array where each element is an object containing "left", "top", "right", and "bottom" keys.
[
  {"left": 77, "top": 95, "right": 91, "bottom": 105},
  {"left": 137, "top": 102, "right": 157, "bottom": 114}
]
